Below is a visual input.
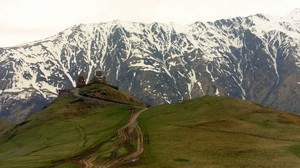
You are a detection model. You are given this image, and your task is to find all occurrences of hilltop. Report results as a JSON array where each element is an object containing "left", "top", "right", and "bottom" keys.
[
  {"left": 0, "top": 84, "right": 299, "bottom": 167},
  {"left": 0, "top": 83, "right": 146, "bottom": 167},
  {"left": 78, "top": 83, "right": 145, "bottom": 107},
  {"left": 136, "top": 96, "right": 300, "bottom": 168}
]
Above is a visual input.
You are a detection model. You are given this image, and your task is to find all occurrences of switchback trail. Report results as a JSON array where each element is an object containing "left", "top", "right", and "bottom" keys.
[
  {"left": 80, "top": 108, "right": 147, "bottom": 168},
  {"left": 72, "top": 88, "right": 147, "bottom": 168},
  {"left": 100, "top": 108, "right": 147, "bottom": 167}
]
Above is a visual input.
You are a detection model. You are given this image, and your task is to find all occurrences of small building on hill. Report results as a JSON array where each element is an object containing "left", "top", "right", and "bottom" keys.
[
  {"left": 74, "top": 69, "right": 118, "bottom": 90},
  {"left": 77, "top": 72, "right": 86, "bottom": 88},
  {"left": 89, "top": 68, "right": 107, "bottom": 84}
]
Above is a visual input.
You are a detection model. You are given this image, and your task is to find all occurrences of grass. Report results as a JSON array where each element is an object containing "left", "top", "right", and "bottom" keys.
[
  {"left": 55, "top": 162, "right": 79, "bottom": 168},
  {"left": 1, "top": 89, "right": 300, "bottom": 168},
  {"left": 121, "top": 96, "right": 300, "bottom": 168},
  {"left": 0, "top": 118, "right": 15, "bottom": 136},
  {"left": 288, "top": 145, "right": 300, "bottom": 157},
  {"left": 0, "top": 95, "right": 131, "bottom": 168},
  {"left": 79, "top": 83, "right": 146, "bottom": 107}
]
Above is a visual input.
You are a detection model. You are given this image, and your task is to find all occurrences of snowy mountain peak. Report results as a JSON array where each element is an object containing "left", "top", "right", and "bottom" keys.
[
  {"left": 1, "top": 13, "right": 300, "bottom": 122},
  {"left": 287, "top": 8, "right": 300, "bottom": 21}
]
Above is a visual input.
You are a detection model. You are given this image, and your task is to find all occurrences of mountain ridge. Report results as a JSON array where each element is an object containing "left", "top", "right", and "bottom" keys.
[{"left": 1, "top": 13, "right": 300, "bottom": 122}]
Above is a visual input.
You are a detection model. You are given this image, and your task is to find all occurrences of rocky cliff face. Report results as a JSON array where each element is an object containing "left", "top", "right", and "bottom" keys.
[{"left": 1, "top": 13, "right": 300, "bottom": 122}]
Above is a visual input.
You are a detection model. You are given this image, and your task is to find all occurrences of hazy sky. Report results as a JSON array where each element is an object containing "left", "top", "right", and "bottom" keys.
[{"left": 1, "top": 0, "right": 300, "bottom": 47}]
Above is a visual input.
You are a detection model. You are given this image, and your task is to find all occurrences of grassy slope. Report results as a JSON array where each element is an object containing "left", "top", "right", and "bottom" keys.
[
  {"left": 127, "top": 96, "right": 300, "bottom": 168},
  {"left": 0, "top": 119, "right": 15, "bottom": 136},
  {"left": 79, "top": 83, "right": 146, "bottom": 107},
  {"left": 0, "top": 95, "right": 131, "bottom": 168},
  {"left": 1, "top": 87, "right": 300, "bottom": 168}
]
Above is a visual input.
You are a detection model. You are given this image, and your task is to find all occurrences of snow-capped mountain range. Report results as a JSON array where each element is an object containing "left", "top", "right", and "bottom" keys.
[{"left": 1, "top": 11, "right": 300, "bottom": 122}]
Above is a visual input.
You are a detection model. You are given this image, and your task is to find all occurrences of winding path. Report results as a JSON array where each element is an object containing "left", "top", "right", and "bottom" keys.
[
  {"left": 98, "top": 108, "right": 147, "bottom": 168},
  {"left": 72, "top": 88, "right": 147, "bottom": 168}
]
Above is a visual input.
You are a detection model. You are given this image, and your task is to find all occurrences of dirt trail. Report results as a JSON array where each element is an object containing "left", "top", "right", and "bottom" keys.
[
  {"left": 72, "top": 88, "right": 147, "bottom": 168},
  {"left": 98, "top": 108, "right": 147, "bottom": 168}
]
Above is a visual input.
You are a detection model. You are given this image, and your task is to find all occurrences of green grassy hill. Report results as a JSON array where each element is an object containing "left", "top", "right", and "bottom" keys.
[
  {"left": 132, "top": 96, "right": 300, "bottom": 168},
  {"left": 0, "top": 85, "right": 299, "bottom": 168},
  {"left": 0, "top": 97, "right": 131, "bottom": 167},
  {"left": 0, "top": 84, "right": 146, "bottom": 168}
]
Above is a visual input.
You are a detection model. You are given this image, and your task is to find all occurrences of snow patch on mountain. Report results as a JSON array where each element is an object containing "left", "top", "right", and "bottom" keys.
[
  {"left": 287, "top": 8, "right": 300, "bottom": 21},
  {"left": 1, "top": 11, "right": 300, "bottom": 122}
]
